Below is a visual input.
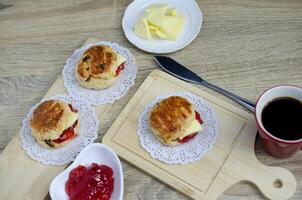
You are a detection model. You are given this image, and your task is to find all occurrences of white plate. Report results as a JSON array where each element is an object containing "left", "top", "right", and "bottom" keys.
[
  {"left": 122, "top": 0, "right": 203, "bottom": 54},
  {"left": 49, "top": 143, "right": 123, "bottom": 200}
]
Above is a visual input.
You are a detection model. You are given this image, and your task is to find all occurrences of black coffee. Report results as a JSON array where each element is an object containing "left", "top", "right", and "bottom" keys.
[{"left": 261, "top": 97, "right": 302, "bottom": 141}]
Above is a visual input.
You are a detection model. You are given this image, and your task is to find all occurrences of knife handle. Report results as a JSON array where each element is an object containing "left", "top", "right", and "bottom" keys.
[{"left": 201, "top": 81, "right": 255, "bottom": 112}]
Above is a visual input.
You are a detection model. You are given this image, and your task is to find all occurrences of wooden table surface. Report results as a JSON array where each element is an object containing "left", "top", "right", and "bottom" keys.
[{"left": 0, "top": 0, "right": 301, "bottom": 199}]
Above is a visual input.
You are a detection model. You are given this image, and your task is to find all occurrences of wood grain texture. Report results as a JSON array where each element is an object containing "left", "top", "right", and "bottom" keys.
[
  {"left": 0, "top": 38, "right": 115, "bottom": 200},
  {"left": 0, "top": 0, "right": 301, "bottom": 199},
  {"left": 102, "top": 70, "right": 296, "bottom": 200}
]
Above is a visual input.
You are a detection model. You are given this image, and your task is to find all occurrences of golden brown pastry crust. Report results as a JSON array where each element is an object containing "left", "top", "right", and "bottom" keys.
[
  {"left": 149, "top": 96, "right": 195, "bottom": 146},
  {"left": 77, "top": 45, "right": 116, "bottom": 80},
  {"left": 30, "top": 100, "right": 79, "bottom": 141},
  {"left": 75, "top": 45, "right": 126, "bottom": 89}
]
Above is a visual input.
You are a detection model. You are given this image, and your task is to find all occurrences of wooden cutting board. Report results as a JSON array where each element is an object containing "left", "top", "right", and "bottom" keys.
[
  {"left": 0, "top": 38, "right": 112, "bottom": 199},
  {"left": 102, "top": 70, "right": 297, "bottom": 200}
]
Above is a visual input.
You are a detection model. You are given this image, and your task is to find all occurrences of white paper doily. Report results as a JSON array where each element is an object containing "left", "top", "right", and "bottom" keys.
[
  {"left": 137, "top": 92, "right": 219, "bottom": 165},
  {"left": 62, "top": 41, "right": 137, "bottom": 105},
  {"left": 20, "top": 95, "right": 99, "bottom": 166}
]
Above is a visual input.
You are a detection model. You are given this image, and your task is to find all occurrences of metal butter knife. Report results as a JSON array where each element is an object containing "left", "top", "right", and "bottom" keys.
[{"left": 154, "top": 56, "right": 255, "bottom": 112}]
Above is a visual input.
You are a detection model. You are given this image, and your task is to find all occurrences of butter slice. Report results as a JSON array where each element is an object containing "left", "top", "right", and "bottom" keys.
[
  {"left": 148, "top": 15, "right": 179, "bottom": 34},
  {"left": 64, "top": 112, "right": 79, "bottom": 131},
  {"left": 153, "top": 29, "right": 168, "bottom": 39},
  {"left": 112, "top": 53, "right": 126, "bottom": 72},
  {"left": 178, "top": 119, "right": 202, "bottom": 140},
  {"left": 134, "top": 4, "right": 185, "bottom": 40},
  {"left": 148, "top": 23, "right": 160, "bottom": 31},
  {"left": 166, "top": 8, "right": 178, "bottom": 16},
  {"left": 134, "top": 18, "right": 151, "bottom": 40},
  {"left": 145, "top": 4, "right": 169, "bottom": 15},
  {"left": 166, "top": 14, "right": 185, "bottom": 40}
]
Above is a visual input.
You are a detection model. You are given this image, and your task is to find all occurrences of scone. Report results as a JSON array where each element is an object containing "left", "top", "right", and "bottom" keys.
[
  {"left": 30, "top": 100, "right": 79, "bottom": 149},
  {"left": 75, "top": 45, "right": 126, "bottom": 89},
  {"left": 149, "top": 96, "right": 203, "bottom": 146}
]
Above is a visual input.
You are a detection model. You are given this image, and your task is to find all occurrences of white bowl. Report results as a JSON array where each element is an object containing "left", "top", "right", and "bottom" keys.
[
  {"left": 49, "top": 143, "right": 123, "bottom": 200},
  {"left": 122, "top": 0, "right": 203, "bottom": 54}
]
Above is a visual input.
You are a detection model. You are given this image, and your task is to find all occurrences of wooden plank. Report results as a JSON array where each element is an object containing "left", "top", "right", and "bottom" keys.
[
  {"left": 1, "top": 0, "right": 302, "bottom": 199},
  {"left": 0, "top": 38, "right": 112, "bottom": 199},
  {"left": 103, "top": 70, "right": 296, "bottom": 200}
]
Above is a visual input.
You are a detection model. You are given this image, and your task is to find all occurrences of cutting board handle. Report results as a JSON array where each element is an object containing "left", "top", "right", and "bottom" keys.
[
  {"left": 246, "top": 161, "right": 297, "bottom": 200},
  {"left": 218, "top": 125, "right": 297, "bottom": 200}
]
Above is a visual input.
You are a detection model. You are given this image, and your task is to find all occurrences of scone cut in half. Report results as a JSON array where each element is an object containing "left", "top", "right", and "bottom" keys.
[
  {"left": 75, "top": 45, "right": 126, "bottom": 90},
  {"left": 149, "top": 96, "right": 203, "bottom": 146},
  {"left": 30, "top": 100, "right": 79, "bottom": 149}
]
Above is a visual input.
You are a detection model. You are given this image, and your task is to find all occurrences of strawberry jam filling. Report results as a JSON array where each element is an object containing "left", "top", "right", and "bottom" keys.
[
  {"left": 53, "top": 120, "right": 78, "bottom": 144},
  {"left": 115, "top": 63, "right": 125, "bottom": 77},
  {"left": 68, "top": 104, "right": 78, "bottom": 113},
  {"left": 52, "top": 104, "right": 78, "bottom": 144},
  {"left": 178, "top": 111, "right": 203, "bottom": 144},
  {"left": 66, "top": 163, "right": 114, "bottom": 200}
]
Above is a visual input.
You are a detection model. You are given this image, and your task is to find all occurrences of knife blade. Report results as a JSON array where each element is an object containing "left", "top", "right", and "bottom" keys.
[{"left": 154, "top": 56, "right": 255, "bottom": 112}]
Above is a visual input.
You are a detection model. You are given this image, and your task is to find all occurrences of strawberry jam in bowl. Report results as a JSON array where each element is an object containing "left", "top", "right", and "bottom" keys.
[
  {"left": 66, "top": 163, "right": 114, "bottom": 200},
  {"left": 50, "top": 143, "right": 123, "bottom": 200}
]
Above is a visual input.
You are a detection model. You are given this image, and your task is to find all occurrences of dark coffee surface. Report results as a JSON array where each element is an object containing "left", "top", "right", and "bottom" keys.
[{"left": 261, "top": 97, "right": 302, "bottom": 141}]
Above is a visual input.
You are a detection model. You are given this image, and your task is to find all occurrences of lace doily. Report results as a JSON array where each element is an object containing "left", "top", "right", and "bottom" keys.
[
  {"left": 20, "top": 95, "right": 99, "bottom": 166},
  {"left": 137, "top": 92, "right": 219, "bottom": 165},
  {"left": 62, "top": 41, "right": 137, "bottom": 105}
]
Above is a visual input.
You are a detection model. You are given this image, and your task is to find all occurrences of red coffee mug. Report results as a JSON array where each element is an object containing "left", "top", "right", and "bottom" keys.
[{"left": 255, "top": 85, "right": 302, "bottom": 158}]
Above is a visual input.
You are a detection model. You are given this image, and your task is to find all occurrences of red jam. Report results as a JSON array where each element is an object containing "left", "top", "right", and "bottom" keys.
[
  {"left": 66, "top": 163, "right": 114, "bottom": 200},
  {"left": 195, "top": 111, "right": 203, "bottom": 124},
  {"left": 53, "top": 120, "right": 78, "bottom": 144},
  {"left": 178, "top": 111, "right": 203, "bottom": 144},
  {"left": 178, "top": 133, "right": 197, "bottom": 144},
  {"left": 115, "top": 63, "right": 125, "bottom": 77},
  {"left": 52, "top": 104, "right": 78, "bottom": 144},
  {"left": 68, "top": 104, "right": 78, "bottom": 113}
]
